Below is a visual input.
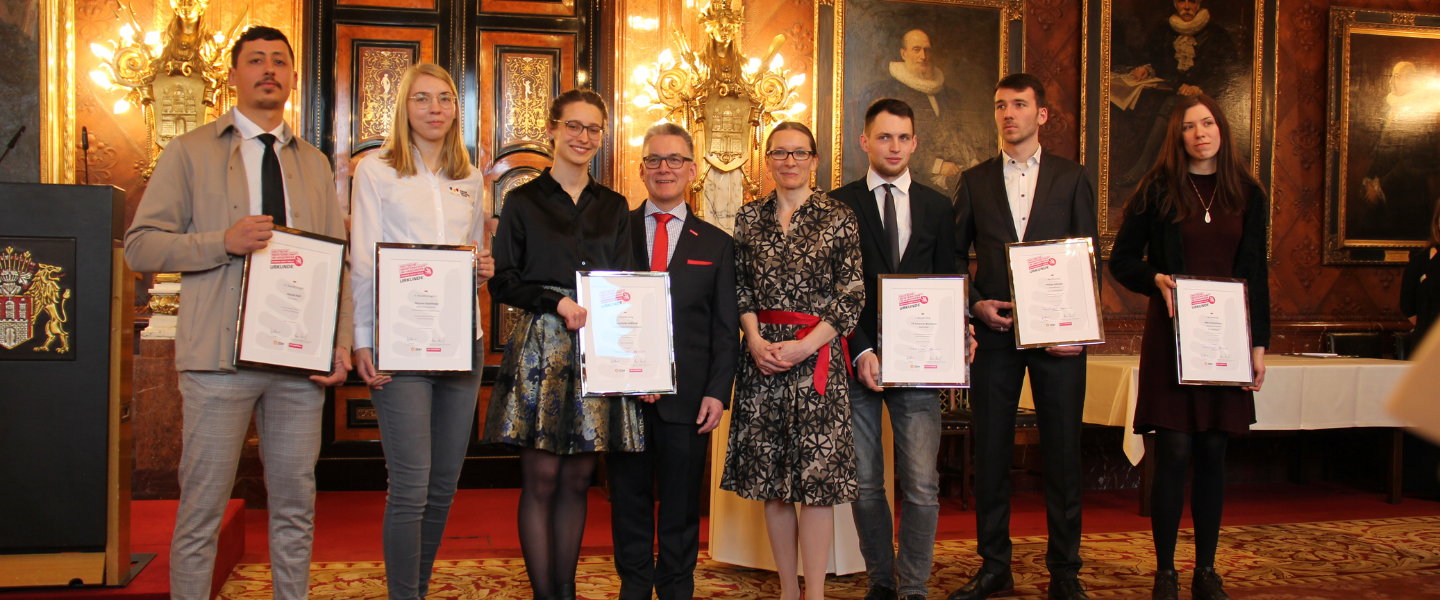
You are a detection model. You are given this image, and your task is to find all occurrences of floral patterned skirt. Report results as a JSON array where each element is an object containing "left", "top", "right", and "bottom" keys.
[{"left": 480, "top": 287, "right": 645, "bottom": 454}]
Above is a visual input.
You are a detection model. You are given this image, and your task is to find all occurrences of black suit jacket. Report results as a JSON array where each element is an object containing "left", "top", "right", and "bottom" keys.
[
  {"left": 630, "top": 206, "right": 741, "bottom": 424},
  {"left": 1108, "top": 179, "right": 1271, "bottom": 348},
  {"left": 954, "top": 152, "right": 1100, "bottom": 350},
  {"left": 832, "top": 175, "right": 958, "bottom": 364}
]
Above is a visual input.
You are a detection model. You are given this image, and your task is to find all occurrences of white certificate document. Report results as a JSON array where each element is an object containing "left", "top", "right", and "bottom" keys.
[
  {"left": 1174, "top": 276, "right": 1254, "bottom": 386},
  {"left": 878, "top": 275, "right": 969, "bottom": 387},
  {"left": 236, "top": 227, "right": 346, "bottom": 374},
  {"left": 374, "top": 244, "right": 476, "bottom": 373},
  {"left": 576, "top": 271, "right": 677, "bottom": 396},
  {"left": 1006, "top": 238, "right": 1104, "bottom": 348}
]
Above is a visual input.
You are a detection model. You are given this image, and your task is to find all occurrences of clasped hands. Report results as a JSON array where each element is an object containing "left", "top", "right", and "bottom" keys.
[
  {"left": 973, "top": 299, "right": 1083, "bottom": 358},
  {"left": 748, "top": 335, "right": 822, "bottom": 376}
]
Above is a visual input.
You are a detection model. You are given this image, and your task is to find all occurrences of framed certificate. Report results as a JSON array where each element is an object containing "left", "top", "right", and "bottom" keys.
[
  {"left": 576, "top": 271, "right": 677, "bottom": 396},
  {"left": 877, "top": 275, "right": 969, "bottom": 388},
  {"left": 1006, "top": 238, "right": 1105, "bottom": 348},
  {"left": 1173, "top": 275, "right": 1255, "bottom": 386},
  {"left": 235, "top": 227, "right": 347, "bottom": 374},
  {"left": 374, "top": 243, "right": 477, "bottom": 374}
]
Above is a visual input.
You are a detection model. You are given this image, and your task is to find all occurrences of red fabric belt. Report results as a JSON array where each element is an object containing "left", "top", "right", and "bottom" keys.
[{"left": 757, "top": 310, "right": 851, "bottom": 396}]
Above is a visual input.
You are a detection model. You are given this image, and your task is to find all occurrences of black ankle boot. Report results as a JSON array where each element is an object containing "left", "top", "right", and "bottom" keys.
[
  {"left": 554, "top": 582, "right": 576, "bottom": 600},
  {"left": 1151, "top": 570, "right": 1178, "bottom": 600},
  {"left": 1192, "top": 567, "right": 1231, "bottom": 600}
]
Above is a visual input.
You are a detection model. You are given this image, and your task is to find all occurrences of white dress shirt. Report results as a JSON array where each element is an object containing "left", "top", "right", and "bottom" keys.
[
  {"left": 642, "top": 199, "right": 687, "bottom": 268},
  {"left": 349, "top": 148, "right": 486, "bottom": 349},
  {"left": 866, "top": 167, "right": 913, "bottom": 257},
  {"left": 229, "top": 108, "right": 292, "bottom": 219},
  {"left": 1002, "top": 146, "right": 1042, "bottom": 240}
]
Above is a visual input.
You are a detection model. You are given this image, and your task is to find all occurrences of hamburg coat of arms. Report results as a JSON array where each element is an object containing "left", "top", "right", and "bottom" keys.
[{"left": 0, "top": 246, "right": 72, "bottom": 353}]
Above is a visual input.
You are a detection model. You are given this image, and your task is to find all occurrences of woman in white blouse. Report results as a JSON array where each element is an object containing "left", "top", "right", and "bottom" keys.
[{"left": 348, "top": 62, "right": 495, "bottom": 600}]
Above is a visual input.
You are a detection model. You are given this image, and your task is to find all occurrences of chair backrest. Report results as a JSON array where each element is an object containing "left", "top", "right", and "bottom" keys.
[
  {"left": 1394, "top": 331, "right": 1415, "bottom": 361},
  {"left": 1324, "top": 332, "right": 1385, "bottom": 358}
]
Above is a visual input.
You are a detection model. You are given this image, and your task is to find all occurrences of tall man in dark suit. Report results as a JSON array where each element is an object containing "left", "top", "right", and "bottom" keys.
[
  {"left": 607, "top": 123, "right": 740, "bottom": 600},
  {"left": 832, "top": 98, "right": 961, "bottom": 600},
  {"left": 949, "top": 73, "right": 1099, "bottom": 600}
]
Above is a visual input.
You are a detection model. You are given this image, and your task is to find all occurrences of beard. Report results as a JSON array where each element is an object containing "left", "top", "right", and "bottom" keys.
[
  {"left": 1001, "top": 123, "right": 1037, "bottom": 144},
  {"left": 870, "top": 157, "right": 909, "bottom": 178}
]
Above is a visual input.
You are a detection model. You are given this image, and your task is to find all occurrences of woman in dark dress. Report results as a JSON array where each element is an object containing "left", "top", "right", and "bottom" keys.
[
  {"left": 481, "top": 89, "right": 644, "bottom": 600},
  {"left": 1401, "top": 202, "right": 1440, "bottom": 346},
  {"left": 720, "top": 122, "right": 864, "bottom": 600},
  {"left": 1110, "top": 94, "right": 1269, "bottom": 600}
]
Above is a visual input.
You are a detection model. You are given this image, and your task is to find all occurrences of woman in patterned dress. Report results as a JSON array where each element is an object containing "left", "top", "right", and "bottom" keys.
[
  {"left": 481, "top": 89, "right": 645, "bottom": 600},
  {"left": 720, "top": 122, "right": 865, "bottom": 600}
]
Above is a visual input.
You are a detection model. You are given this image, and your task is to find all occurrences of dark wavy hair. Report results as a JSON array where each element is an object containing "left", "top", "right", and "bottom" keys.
[
  {"left": 1124, "top": 94, "right": 1257, "bottom": 222},
  {"left": 229, "top": 26, "right": 293, "bottom": 68}
]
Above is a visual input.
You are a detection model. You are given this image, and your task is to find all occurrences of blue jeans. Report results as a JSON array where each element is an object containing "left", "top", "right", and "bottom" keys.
[
  {"left": 371, "top": 340, "right": 483, "bottom": 600},
  {"left": 849, "top": 379, "right": 942, "bottom": 597}
]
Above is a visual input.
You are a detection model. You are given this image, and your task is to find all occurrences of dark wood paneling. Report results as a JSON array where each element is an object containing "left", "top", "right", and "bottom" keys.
[
  {"left": 340, "top": 0, "right": 437, "bottom": 10},
  {"left": 480, "top": 0, "right": 575, "bottom": 16}
]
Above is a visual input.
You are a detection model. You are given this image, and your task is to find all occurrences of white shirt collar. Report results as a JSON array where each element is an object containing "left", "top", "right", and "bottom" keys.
[
  {"left": 643, "top": 199, "right": 688, "bottom": 222},
  {"left": 1003, "top": 145, "right": 1042, "bottom": 169},
  {"left": 866, "top": 167, "right": 912, "bottom": 194},
  {"left": 230, "top": 107, "right": 292, "bottom": 144}
]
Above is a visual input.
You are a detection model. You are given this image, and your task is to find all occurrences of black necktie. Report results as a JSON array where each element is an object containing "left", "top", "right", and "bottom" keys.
[
  {"left": 257, "top": 133, "right": 287, "bottom": 227},
  {"left": 882, "top": 183, "right": 900, "bottom": 271}
]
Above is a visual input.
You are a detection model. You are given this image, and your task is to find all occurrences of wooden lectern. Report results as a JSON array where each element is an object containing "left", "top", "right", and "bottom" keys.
[{"left": 0, "top": 184, "right": 142, "bottom": 587}]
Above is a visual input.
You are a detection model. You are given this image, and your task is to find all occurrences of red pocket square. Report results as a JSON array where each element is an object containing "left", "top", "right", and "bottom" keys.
[{"left": 687, "top": 260, "right": 713, "bottom": 265}]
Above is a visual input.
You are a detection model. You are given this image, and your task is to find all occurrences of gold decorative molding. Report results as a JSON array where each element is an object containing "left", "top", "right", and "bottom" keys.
[
  {"left": 40, "top": 0, "right": 76, "bottom": 184},
  {"left": 358, "top": 47, "right": 411, "bottom": 143},
  {"left": 499, "top": 55, "right": 553, "bottom": 150}
]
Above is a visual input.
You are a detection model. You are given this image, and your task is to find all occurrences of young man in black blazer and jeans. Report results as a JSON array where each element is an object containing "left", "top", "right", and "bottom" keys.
[
  {"left": 950, "top": 74, "right": 1100, "bottom": 600},
  {"left": 607, "top": 123, "right": 740, "bottom": 600},
  {"left": 833, "top": 98, "right": 971, "bottom": 600}
]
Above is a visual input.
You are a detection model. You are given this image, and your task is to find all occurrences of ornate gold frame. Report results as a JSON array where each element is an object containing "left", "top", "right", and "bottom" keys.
[
  {"left": 1081, "top": 0, "right": 1276, "bottom": 258},
  {"left": 819, "top": 0, "right": 1024, "bottom": 190},
  {"left": 1323, "top": 8, "right": 1440, "bottom": 265},
  {"left": 40, "top": 0, "right": 77, "bottom": 184}
]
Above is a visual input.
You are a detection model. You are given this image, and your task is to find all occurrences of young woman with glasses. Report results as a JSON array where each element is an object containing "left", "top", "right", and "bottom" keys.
[
  {"left": 349, "top": 62, "right": 496, "bottom": 600},
  {"left": 720, "top": 121, "right": 865, "bottom": 600},
  {"left": 481, "top": 89, "right": 645, "bottom": 600}
]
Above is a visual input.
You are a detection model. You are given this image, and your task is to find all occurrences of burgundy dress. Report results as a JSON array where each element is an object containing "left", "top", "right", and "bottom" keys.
[{"left": 1132, "top": 174, "right": 1256, "bottom": 434}]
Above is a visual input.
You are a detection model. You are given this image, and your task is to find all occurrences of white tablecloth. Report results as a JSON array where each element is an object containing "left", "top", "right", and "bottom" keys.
[
  {"left": 706, "top": 406, "right": 895, "bottom": 575},
  {"left": 1019, "top": 355, "right": 1413, "bottom": 465}
]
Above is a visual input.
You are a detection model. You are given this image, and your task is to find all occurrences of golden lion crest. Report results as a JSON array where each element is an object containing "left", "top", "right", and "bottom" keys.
[{"left": 0, "top": 246, "right": 72, "bottom": 353}]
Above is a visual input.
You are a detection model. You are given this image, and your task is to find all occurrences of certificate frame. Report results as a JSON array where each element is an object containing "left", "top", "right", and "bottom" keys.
[
  {"left": 1173, "top": 275, "right": 1255, "bottom": 387},
  {"left": 877, "top": 275, "right": 970, "bottom": 388},
  {"left": 575, "top": 271, "right": 678, "bottom": 396},
  {"left": 234, "top": 226, "right": 347, "bottom": 375},
  {"left": 373, "top": 242, "right": 478, "bottom": 375},
  {"left": 1005, "top": 238, "right": 1106, "bottom": 349}
]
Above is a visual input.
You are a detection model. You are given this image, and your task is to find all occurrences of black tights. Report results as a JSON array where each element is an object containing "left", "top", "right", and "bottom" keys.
[
  {"left": 1151, "top": 428, "right": 1229, "bottom": 572},
  {"left": 518, "top": 447, "right": 598, "bottom": 598}
]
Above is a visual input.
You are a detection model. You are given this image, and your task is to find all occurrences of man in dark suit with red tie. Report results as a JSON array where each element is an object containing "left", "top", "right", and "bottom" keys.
[
  {"left": 950, "top": 73, "right": 1099, "bottom": 600},
  {"left": 607, "top": 123, "right": 740, "bottom": 600}
]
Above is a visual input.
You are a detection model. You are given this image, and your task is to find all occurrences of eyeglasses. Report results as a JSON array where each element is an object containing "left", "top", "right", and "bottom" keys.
[
  {"left": 556, "top": 120, "right": 605, "bottom": 138},
  {"left": 765, "top": 149, "right": 816, "bottom": 161},
  {"left": 641, "top": 154, "right": 694, "bottom": 169},
  {"left": 409, "top": 93, "right": 456, "bottom": 109}
]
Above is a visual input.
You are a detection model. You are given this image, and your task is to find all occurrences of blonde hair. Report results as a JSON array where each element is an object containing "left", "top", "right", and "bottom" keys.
[{"left": 382, "top": 63, "right": 472, "bottom": 180}]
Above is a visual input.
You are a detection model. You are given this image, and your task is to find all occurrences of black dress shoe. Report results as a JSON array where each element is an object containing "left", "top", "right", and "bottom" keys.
[
  {"left": 945, "top": 571, "right": 1014, "bottom": 600},
  {"left": 1151, "top": 570, "right": 1179, "bottom": 600},
  {"left": 864, "top": 586, "right": 898, "bottom": 600},
  {"left": 901, "top": 595, "right": 928, "bottom": 600},
  {"left": 1047, "top": 578, "right": 1091, "bottom": 600},
  {"left": 554, "top": 582, "right": 576, "bottom": 600},
  {"left": 1192, "top": 567, "right": 1231, "bottom": 600}
]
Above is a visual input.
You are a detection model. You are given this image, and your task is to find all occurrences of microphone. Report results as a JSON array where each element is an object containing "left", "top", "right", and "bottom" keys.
[
  {"left": 0, "top": 126, "right": 25, "bottom": 166},
  {"left": 81, "top": 126, "right": 90, "bottom": 185}
]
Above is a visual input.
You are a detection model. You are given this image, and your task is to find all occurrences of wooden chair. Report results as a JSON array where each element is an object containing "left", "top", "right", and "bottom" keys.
[{"left": 1324, "top": 332, "right": 1385, "bottom": 358}]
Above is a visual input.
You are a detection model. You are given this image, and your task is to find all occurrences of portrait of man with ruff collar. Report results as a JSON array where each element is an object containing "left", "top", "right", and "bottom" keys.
[{"left": 840, "top": 0, "right": 1002, "bottom": 196}]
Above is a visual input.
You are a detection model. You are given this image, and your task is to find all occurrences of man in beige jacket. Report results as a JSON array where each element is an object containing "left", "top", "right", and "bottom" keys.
[{"left": 124, "top": 26, "right": 352, "bottom": 600}]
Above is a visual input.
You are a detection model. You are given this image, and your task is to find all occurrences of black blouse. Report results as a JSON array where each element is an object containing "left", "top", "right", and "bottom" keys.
[
  {"left": 490, "top": 169, "right": 635, "bottom": 315},
  {"left": 1401, "top": 246, "right": 1440, "bottom": 339},
  {"left": 1109, "top": 178, "right": 1272, "bottom": 348}
]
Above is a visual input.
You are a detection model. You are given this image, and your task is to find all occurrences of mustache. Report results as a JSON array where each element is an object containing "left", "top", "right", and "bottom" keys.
[{"left": 255, "top": 78, "right": 281, "bottom": 88}]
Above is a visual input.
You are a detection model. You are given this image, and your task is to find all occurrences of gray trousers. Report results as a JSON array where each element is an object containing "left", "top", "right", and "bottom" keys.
[
  {"left": 370, "top": 346, "right": 482, "bottom": 600},
  {"left": 172, "top": 369, "right": 324, "bottom": 600},
  {"left": 849, "top": 379, "right": 942, "bottom": 598}
]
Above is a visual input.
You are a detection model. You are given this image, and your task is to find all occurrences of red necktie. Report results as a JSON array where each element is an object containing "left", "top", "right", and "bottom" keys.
[{"left": 651, "top": 213, "right": 674, "bottom": 271}]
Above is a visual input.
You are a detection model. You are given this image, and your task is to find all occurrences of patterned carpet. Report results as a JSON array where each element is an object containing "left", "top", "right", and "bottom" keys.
[{"left": 219, "top": 516, "right": 1440, "bottom": 599}]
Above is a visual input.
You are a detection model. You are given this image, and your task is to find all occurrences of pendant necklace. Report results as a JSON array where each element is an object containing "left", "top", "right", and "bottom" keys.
[{"left": 1189, "top": 177, "right": 1216, "bottom": 223}]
